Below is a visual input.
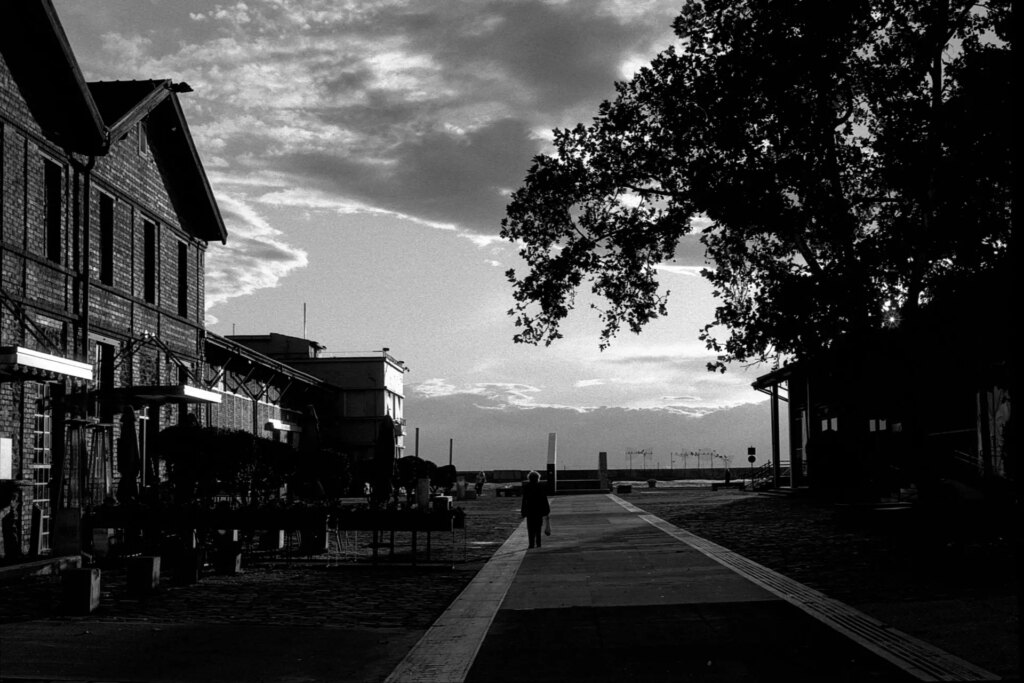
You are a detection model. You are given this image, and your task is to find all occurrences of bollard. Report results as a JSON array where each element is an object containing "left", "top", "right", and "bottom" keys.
[{"left": 62, "top": 567, "right": 101, "bottom": 614}]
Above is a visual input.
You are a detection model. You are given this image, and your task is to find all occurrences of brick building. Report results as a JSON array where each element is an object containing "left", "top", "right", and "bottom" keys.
[
  {"left": 1, "top": 1, "right": 226, "bottom": 560},
  {"left": 203, "top": 332, "right": 329, "bottom": 448},
  {"left": 1, "top": 1, "right": 413, "bottom": 567}
]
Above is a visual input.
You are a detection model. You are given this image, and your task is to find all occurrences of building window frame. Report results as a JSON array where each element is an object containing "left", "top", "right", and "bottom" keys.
[
  {"left": 177, "top": 241, "right": 188, "bottom": 317},
  {"left": 99, "top": 192, "right": 115, "bottom": 285},
  {"left": 143, "top": 219, "right": 157, "bottom": 304},
  {"left": 43, "top": 158, "right": 63, "bottom": 263},
  {"left": 94, "top": 341, "right": 116, "bottom": 423}
]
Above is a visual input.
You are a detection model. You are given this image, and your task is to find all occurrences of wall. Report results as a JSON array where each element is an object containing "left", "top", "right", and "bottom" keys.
[{"left": 1, "top": 47, "right": 214, "bottom": 558}]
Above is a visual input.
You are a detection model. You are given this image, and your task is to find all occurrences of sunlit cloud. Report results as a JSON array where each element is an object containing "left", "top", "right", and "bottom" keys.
[
  {"left": 204, "top": 194, "right": 309, "bottom": 316},
  {"left": 656, "top": 264, "right": 704, "bottom": 277},
  {"left": 72, "top": 0, "right": 682, "bottom": 240},
  {"left": 61, "top": 0, "right": 683, "bottom": 321},
  {"left": 461, "top": 233, "right": 507, "bottom": 249}
]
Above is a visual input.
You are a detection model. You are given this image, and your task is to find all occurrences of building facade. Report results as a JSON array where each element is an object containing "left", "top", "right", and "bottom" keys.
[
  {"left": 1, "top": 2, "right": 415, "bottom": 565},
  {"left": 202, "top": 332, "right": 329, "bottom": 447},
  {"left": 1, "top": 1, "right": 225, "bottom": 560},
  {"left": 228, "top": 333, "right": 408, "bottom": 462},
  {"left": 752, "top": 318, "right": 1012, "bottom": 502}
]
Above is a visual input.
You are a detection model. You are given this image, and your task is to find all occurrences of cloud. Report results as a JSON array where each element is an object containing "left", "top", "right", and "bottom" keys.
[
  {"left": 410, "top": 379, "right": 597, "bottom": 412},
  {"left": 203, "top": 195, "right": 308, "bottom": 316},
  {"left": 72, "top": 0, "right": 681, "bottom": 238},
  {"left": 656, "top": 264, "right": 704, "bottom": 277},
  {"left": 61, "top": 0, "right": 683, "bottom": 318}
]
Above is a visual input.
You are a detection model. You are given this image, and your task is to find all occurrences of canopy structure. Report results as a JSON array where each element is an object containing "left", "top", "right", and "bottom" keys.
[
  {"left": 102, "top": 384, "right": 222, "bottom": 405},
  {"left": 265, "top": 418, "right": 301, "bottom": 433},
  {"left": 0, "top": 346, "right": 93, "bottom": 383}
]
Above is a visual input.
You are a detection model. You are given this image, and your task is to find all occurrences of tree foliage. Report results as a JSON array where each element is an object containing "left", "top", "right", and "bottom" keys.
[{"left": 501, "top": 0, "right": 1013, "bottom": 369}]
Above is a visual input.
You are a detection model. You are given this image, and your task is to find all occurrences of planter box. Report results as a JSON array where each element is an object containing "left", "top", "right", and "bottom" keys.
[
  {"left": 175, "top": 548, "right": 202, "bottom": 585},
  {"left": 214, "top": 550, "right": 242, "bottom": 575},
  {"left": 260, "top": 529, "right": 285, "bottom": 550},
  {"left": 127, "top": 556, "right": 161, "bottom": 597},
  {"left": 62, "top": 568, "right": 100, "bottom": 614}
]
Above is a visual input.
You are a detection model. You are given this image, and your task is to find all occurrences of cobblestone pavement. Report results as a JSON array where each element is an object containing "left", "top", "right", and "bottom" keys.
[{"left": 1, "top": 495, "right": 525, "bottom": 631}]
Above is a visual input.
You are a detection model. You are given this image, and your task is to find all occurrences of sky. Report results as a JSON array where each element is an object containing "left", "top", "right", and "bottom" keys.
[{"left": 55, "top": 0, "right": 781, "bottom": 473}]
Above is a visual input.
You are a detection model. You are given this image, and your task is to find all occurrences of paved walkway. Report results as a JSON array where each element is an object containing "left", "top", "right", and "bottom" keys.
[{"left": 387, "top": 494, "right": 1003, "bottom": 682}]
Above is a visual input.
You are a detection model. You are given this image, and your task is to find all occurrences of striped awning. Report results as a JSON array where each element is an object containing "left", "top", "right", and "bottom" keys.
[{"left": 0, "top": 346, "right": 94, "bottom": 382}]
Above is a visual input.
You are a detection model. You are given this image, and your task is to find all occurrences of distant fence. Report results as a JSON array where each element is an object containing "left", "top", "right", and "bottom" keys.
[{"left": 461, "top": 468, "right": 747, "bottom": 483}]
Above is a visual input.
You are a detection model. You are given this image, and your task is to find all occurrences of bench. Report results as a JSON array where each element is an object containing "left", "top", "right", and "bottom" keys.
[
  {"left": 496, "top": 485, "right": 522, "bottom": 497},
  {"left": 710, "top": 481, "right": 746, "bottom": 491}
]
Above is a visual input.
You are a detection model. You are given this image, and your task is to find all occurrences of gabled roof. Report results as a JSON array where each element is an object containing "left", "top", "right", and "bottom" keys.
[
  {"left": 1, "top": 1, "right": 227, "bottom": 244},
  {"left": 90, "top": 80, "right": 227, "bottom": 244},
  {"left": 0, "top": 0, "right": 106, "bottom": 153},
  {"left": 88, "top": 79, "right": 170, "bottom": 139}
]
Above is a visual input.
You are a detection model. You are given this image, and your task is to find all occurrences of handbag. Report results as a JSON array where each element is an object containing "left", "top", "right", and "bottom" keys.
[{"left": 544, "top": 516, "right": 551, "bottom": 536}]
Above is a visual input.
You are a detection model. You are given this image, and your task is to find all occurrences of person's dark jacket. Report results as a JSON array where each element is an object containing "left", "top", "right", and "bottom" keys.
[{"left": 520, "top": 481, "right": 550, "bottom": 518}]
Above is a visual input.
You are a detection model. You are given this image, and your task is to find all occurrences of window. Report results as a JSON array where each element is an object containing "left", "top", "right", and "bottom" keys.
[
  {"left": 99, "top": 193, "right": 114, "bottom": 285},
  {"left": 95, "top": 342, "right": 115, "bottom": 423},
  {"left": 138, "top": 120, "right": 148, "bottom": 155},
  {"left": 31, "top": 383, "right": 53, "bottom": 553},
  {"left": 177, "top": 242, "right": 188, "bottom": 317},
  {"left": 44, "top": 159, "right": 63, "bottom": 263},
  {"left": 143, "top": 220, "right": 157, "bottom": 304}
]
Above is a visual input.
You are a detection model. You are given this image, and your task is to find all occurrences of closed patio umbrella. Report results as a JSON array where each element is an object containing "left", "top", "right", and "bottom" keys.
[{"left": 116, "top": 406, "right": 140, "bottom": 503}]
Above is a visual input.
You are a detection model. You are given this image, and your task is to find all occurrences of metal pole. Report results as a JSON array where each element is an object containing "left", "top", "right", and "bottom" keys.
[
  {"left": 449, "top": 438, "right": 453, "bottom": 466},
  {"left": 415, "top": 427, "right": 420, "bottom": 458}
]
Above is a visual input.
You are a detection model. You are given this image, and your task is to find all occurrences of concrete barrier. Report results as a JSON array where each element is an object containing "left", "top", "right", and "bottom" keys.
[
  {"left": 127, "top": 556, "right": 160, "bottom": 597},
  {"left": 260, "top": 529, "right": 285, "bottom": 550},
  {"left": 62, "top": 567, "right": 100, "bottom": 614}
]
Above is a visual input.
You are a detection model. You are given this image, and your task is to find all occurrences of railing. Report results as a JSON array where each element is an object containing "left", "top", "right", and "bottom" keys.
[
  {"left": 750, "top": 461, "right": 792, "bottom": 490},
  {"left": 751, "top": 462, "right": 774, "bottom": 491}
]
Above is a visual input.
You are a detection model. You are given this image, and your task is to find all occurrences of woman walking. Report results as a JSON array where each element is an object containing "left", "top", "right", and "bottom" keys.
[{"left": 521, "top": 470, "right": 550, "bottom": 548}]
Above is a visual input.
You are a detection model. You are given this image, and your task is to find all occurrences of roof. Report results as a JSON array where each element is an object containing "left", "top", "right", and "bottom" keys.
[
  {"left": 0, "top": 0, "right": 106, "bottom": 153},
  {"left": 205, "top": 332, "right": 331, "bottom": 390},
  {"left": 1, "top": 2, "right": 227, "bottom": 244},
  {"left": 89, "top": 80, "right": 228, "bottom": 243}
]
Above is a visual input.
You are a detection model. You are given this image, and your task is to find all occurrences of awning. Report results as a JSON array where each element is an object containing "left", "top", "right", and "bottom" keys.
[
  {"left": 104, "top": 384, "right": 222, "bottom": 405},
  {"left": 265, "top": 418, "right": 301, "bottom": 433},
  {"left": 0, "top": 346, "right": 94, "bottom": 382}
]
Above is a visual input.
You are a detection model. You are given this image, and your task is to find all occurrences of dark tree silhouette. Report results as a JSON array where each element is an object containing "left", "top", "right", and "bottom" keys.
[{"left": 502, "top": 0, "right": 1012, "bottom": 370}]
